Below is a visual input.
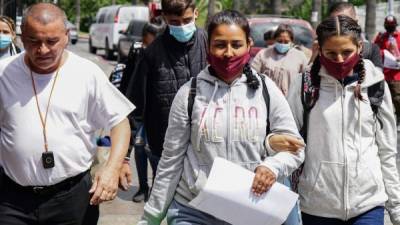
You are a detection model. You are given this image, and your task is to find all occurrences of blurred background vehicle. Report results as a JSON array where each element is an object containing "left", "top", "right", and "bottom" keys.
[
  {"left": 248, "top": 15, "right": 315, "bottom": 57},
  {"left": 67, "top": 20, "right": 78, "bottom": 45},
  {"left": 117, "top": 19, "right": 147, "bottom": 62},
  {"left": 89, "top": 5, "right": 149, "bottom": 59}
]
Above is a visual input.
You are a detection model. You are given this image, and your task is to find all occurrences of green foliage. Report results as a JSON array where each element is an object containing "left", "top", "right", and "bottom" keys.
[
  {"left": 283, "top": 0, "right": 312, "bottom": 20},
  {"left": 195, "top": 0, "right": 234, "bottom": 27}
]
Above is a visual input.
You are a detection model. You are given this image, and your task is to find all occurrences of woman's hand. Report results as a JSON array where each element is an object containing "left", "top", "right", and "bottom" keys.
[
  {"left": 269, "top": 134, "right": 305, "bottom": 154},
  {"left": 252, "top": 166, "right": 276, "bottom": 196}
]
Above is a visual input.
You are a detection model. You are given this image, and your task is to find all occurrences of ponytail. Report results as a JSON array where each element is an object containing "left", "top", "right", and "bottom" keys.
[
  {"left": 353, "top": 55, "right": 366, "bottom": 100},
  {"left": 310, "top": 55, "right": 322, "bottom": 101},
  {"left": 243, "top": 63, "right": 260, "bottom": 89}
]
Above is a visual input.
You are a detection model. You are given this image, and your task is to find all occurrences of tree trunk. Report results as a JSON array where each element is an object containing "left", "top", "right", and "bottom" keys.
[
  {"left": 75, "top": 0, "right": 80, "bottom": 32},
  {"left": 206, "top": 0, "right": 216, "bottom": 26},
  {"left": 131, "top": 0, "right": 137, "bottom": 4},
  {"left": 1, "top": 0, "right": 4, "bottom": 15},
  {"left": 272, "top": 0, "right": 282, "bottom": 15},
  {"left": 233, "top": 0, "right": 240, "bottom": 11},
  {"left": 311, "top": 0, "right": 322, "bottom": 28},
  {"left": 365, "top": 0, "right": 376, "bottom": 41}
]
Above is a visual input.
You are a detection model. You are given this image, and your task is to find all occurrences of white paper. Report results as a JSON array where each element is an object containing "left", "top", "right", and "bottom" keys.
[
  {"left": 383, "top": 49, "right": 400, "bottom": 69},
  {"left": 189, "top": 157, "right": 299, "bottom": 225}
]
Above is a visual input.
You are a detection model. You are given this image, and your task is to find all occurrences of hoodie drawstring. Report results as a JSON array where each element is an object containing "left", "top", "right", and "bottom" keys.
[
  {"left": 196, "top": 80, "right": 219, "bottom": 151},
  {"left": 356, "top": 98, "right": 362, "bottom": 176}
]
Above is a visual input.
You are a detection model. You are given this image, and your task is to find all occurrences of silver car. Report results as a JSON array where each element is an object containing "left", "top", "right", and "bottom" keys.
[{"left": 67, "top": 21, "right": 78, "bottom": 45}]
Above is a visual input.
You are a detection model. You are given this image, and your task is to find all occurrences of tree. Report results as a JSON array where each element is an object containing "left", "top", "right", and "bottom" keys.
[
  {"left": 75, "top": 0, "right": 80, "bottom": 32},
  {"left": 311, "top": 0, "right": 322, "bottom": 28},
  {"left": 365, "top": 0, "right": 376, "bottom": 41},
  {"left": 206, "top": 0, "right": 216, "bottom": 25},
  {"left": 271, "top": 0, "right": 282, "bottom": 15},
  {"left": 232, "top": 0, "right": 240, "bottom": 11}
]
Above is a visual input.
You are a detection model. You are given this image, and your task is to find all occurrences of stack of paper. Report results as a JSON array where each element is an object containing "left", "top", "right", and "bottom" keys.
[
  {"left": 384, "top": 49, "right": 400, "bottom": 70},
  {"left": 189, "top": 157, "right": 299, "bottom": 225}
]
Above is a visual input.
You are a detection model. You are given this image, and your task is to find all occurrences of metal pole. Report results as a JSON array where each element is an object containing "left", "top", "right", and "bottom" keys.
[{"left": 388, "top": 0, "right": 394, "bottom": 15}]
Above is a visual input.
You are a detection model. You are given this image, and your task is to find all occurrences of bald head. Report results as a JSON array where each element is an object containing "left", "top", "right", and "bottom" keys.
[
  {"left": 329, "top": 2, "right": 357, "bottom": 21},
  {"left": 21, "top": 3, "right": 67, "bottom": 32}
]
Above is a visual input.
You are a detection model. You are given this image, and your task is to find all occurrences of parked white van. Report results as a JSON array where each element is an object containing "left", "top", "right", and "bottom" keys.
[{"left": 89, "top": 5, "right": 149, "bottom": 59}]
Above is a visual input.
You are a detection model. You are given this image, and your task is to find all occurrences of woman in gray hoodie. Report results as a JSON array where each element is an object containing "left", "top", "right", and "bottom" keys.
[{"left": 138, "top": 10, "right": 305, "bottom": 225}]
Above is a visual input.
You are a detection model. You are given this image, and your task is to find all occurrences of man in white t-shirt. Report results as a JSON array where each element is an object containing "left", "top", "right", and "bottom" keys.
[{"left": 0, "top": 3, "right": 134, "bottom": 225}]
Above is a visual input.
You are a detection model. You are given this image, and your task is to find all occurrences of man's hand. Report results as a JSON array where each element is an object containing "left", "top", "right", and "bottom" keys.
[
  {"left": 252, "top": 166, "right": 276, "bottom": 196},
  {"left": 89, "top": 165, "right": 120, "bottom": 205},
  {"left": 269, "top": 134, "right": 305, "bottom": 154},
  {"left": 119, "top": 162, "right": 133, "bottom": 191}
]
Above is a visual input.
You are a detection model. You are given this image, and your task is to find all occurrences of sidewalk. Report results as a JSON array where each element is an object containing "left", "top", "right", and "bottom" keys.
[{"left": 95, "top": 147, "right": 166, "bottom": 225}]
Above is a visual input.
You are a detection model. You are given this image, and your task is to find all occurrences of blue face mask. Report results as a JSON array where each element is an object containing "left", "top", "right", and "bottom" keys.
[
  {"left": 0, "top": 34, "right": 12, "bottom": 49},
  {"left": 168, "top": 21, "right": 196, "bottom": 43},
  {"left": 274, "top": 42, "right": 291, "bottom": 54}
]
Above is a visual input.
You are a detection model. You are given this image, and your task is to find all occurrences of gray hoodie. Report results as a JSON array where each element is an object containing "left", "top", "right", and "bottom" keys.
[
  {"left": 287, "top": 59, "right": 400, "bottom": 224},
  {"left": 139, "top": 67, "right": 304, "bottom": 225}
]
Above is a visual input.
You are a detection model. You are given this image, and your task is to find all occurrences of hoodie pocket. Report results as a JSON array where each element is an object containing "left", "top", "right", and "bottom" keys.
[
  {"left": 182, "top": 156, "right": 210, "bottom": 196},
  {"left": 348, "top": 163, "right": 382, "bottom": 208},
  {"left": 300, "top": 162, "right": 344, "bottom": 213}
]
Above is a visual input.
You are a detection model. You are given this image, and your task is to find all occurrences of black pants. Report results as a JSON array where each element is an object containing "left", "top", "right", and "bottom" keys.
[
  {"left": 135, "top": 144, "right": 159, "bottom": 190},
  {"left": 0, "top": 172, "right": 91, "bottom": 225},
  {"left": 388, "top": 80, "right": 400, "bottom": 122}
]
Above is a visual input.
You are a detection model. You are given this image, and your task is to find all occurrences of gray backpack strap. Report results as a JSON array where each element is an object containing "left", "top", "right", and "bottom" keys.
[{"left": 187, "top": 77, "right": 197, "bottom": 121}]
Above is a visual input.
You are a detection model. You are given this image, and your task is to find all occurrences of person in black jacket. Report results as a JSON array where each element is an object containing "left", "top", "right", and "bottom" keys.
[
  {"left": 126, "top": 0, "right": 208, "bottom": 165},
  {"left": 328, "top": 2, "right": 383, "bottom": 69},
  {"left": 120, "top": 22, "right": 165, "bottom": 203}
]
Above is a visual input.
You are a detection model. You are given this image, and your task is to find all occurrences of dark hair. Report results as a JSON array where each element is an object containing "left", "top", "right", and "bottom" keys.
[
  {"left": 328, "top": 2, "right": 356, "bottom": 17},
  {"left": 264, "top": 30, "right": 274, "bottom": 41},
  {"left": 273, "top": 24, "right": 294, "bottom": 41},
  {"left": 311, "top": 15, "right": 364, "bottom": 100},
  {"left": 161, "top": 0, "right": 196, "bottom": 16},
  {"left": 142, "top": 22, "right": 165, "bottom": 37},
  {"left": 207, "top": 10, "right": 259, "bottom": 89}
]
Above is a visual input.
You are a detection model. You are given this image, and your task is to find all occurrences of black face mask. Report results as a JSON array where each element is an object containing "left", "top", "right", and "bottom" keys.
[{"left": 385, "top": 25, "right": 397, "bottom": 33}]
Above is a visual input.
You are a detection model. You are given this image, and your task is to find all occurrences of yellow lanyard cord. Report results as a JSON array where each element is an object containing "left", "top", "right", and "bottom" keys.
[{"left": 29, "top": 67, "right": 60, "bottom": 152}]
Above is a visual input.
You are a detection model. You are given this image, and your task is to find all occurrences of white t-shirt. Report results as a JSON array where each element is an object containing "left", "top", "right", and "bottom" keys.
[{"left": 0, "top": 51, "right": 135, "bottom": 186}]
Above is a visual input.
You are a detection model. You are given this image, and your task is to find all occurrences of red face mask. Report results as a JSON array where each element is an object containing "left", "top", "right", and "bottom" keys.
[
  {"left": 319, "top": 52, "right": 360, "bottom": 80},
  {"left": 207, "top": 52, "right": 251, "bottom": 81}
]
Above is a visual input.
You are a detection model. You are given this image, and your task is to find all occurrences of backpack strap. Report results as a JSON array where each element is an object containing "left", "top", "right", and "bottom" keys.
[
  {"left": 367, "top": 80, "right": 385, "bottom": 128},
  {"left": 187, "top": 77, "right": 197, "bottom": 121},
  {"left": 259, "top": 75, "right": 271, "bottom": 135},
  {"left": 300, "top": 71, "right": 318, "bottom": 143}
]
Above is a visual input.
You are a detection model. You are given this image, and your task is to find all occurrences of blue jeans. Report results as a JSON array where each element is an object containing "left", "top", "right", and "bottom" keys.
[
  {"left": 167, "top": 200, "right": 231, "bottom": 225},
  {"left": 283, "top": 177, "right": 302, "bottom": 225},
  {"left": 302, "top": 206, "right": 384, "bottom": 225}
]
